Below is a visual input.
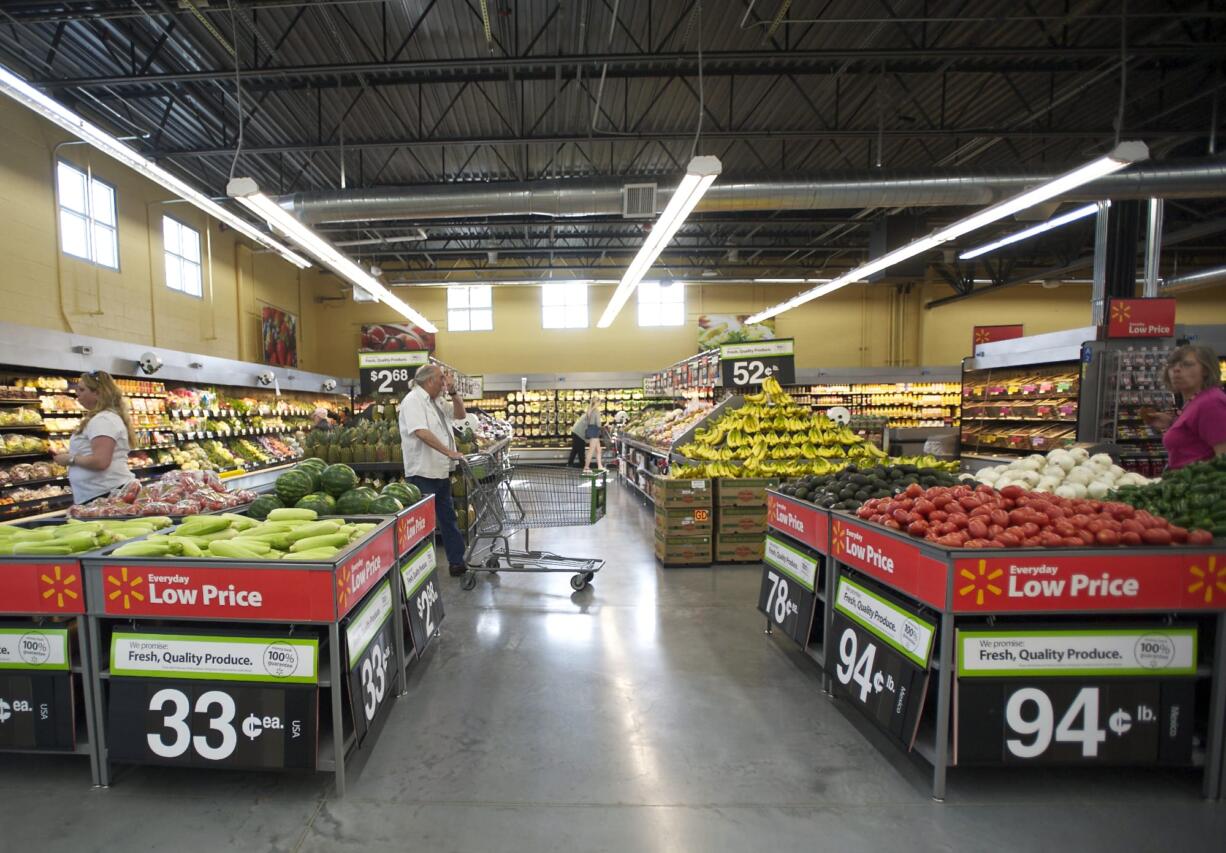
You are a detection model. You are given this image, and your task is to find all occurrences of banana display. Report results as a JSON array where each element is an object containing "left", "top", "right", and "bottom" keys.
[
  {"left": 110, "top": 508, "right": 378, "bottom": 561},
  {"left": 671, "top": 377, "right": 960, "bottom": 480},
  {"left": 0, "top": 517, "right": 172, "bottom": 555}
]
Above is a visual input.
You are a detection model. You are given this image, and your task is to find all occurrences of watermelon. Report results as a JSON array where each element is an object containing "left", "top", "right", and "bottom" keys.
[
  {"left": 294, "top": 463, "right": 322, "bottom": 492},
  {"left": 275, "top": 469, "right": 313, "bottom": 505},
  {"left": 321, "top": 463, "right": 359, "bottom": 497},
  {"left": 335, "top": 489, "right": 373, "bottom": 515},
  {"left": 296, "top": 492, "right": 337, "bottom": 516},
  {"left": 383, "top": 482, "right": 420, "bottom": 505},
  {"left": 247, "top": 494, "right": 284, "bottom": 520},
  {"left": 353, "top": 486, "right": 379, "bottom": 502},
  {"left": 368, "top": 495, "right": 403, "bottom": 514},
  {"left": 299, "top": 456, "right": 327, "bottom": 472}
]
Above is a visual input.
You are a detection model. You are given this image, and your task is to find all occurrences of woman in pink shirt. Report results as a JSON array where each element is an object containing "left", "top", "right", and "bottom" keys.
[{"left": 1145, "top": 345, "right": 1226, "bottom": 470}]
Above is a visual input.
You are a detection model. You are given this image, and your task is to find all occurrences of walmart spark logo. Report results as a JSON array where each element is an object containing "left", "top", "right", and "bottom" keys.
[
  {"left": 106, "top": 566, "right": 145, "bottom": 610},
  {"left": 40, "top": 564, "right": 79, "bottom": 610},
  {"left": 832, "top": 521, "right": 845, "bottom": 555},
  {"left": 959, "top": 560, "right": 1004, "bottom": 606},
  {"left": 336, "top": 564, "right": 352, "bottom": 611},
  {"left": 1187, "top": 556, "right": 1226, "bottom": 604},
  {"left": 974, "top": 329, "right": 993, "bottom": 344},
  {"left": 1110, "top": 302, "right": 1132, "bottom": 324}
]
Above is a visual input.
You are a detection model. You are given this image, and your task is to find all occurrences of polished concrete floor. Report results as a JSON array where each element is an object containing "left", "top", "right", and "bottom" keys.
[{"left": 4, "top": 481, "right": 1226, "bottom": 852}]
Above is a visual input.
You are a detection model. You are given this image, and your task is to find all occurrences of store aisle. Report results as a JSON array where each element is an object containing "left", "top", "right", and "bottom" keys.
[{"left": 3, "top": 482, "right": 1225, "bottom": 852}]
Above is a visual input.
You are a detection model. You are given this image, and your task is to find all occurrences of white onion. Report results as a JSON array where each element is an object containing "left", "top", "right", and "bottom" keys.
[
  {"left": 1054, "top": 484, "right": 1080, "bottom": 500},
  {"left": 1087, "top": 481, "right": 1112, "bottom": 499},
  {"left": 1036, "top": 476, "right": 1062, "bottom": 493},
  {"left": 1090, "top": 453, "right": 1115, "bottom": 469},
  {"left": 1065, "top": 467, "right": 1094, "bottom": 486},
  {"left": 1069, "top": 447, "right": 1091, "bottom": 463}
]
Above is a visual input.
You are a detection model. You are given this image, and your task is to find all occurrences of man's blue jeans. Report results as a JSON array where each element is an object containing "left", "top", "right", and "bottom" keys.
[{"left": 409, "top": 475, "right": 467, "bottom": 567}]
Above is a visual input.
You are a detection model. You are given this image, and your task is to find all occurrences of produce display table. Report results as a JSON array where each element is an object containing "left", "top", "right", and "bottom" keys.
[
  {"left": 0, "top": 551, "right": 101, "bottom": 783},
  {"left": 761, "top": 490, "right": 1226, "bottom": 801},
  {"left": 73, "top": 496, "right": 439, "bottom": 795}
]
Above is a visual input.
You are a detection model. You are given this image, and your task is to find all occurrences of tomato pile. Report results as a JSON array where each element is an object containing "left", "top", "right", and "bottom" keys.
[{"left": 854, "top": 483, "right": 1215, "bottom": 549}]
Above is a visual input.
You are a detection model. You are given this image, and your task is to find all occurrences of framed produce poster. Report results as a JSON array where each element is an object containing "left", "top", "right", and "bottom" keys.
[
  {"left": 261, "top": 306, "right": 298, "bottom": 367},
  {"left": 697, "top": 314, "right": 775, "bottom": 352},
  {"left": 361, "top": 323, "right": 436, "bottom": 353}
]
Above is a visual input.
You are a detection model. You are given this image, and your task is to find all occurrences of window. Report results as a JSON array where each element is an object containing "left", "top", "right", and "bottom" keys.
[
  {"left": 56, "top": 161, "right": 118, "bottom": 269},
  {"left": 163, "top": 216, "right": 203, "bottom": 297},
  {"left": 541, "top": 282, "right": 588, "bottom": 329},
  {"left": 447, "top": 285, "right": 493, "bottom": 331},
  {"left": 637, "top": 280, "right": 685, "bottom": 326}
]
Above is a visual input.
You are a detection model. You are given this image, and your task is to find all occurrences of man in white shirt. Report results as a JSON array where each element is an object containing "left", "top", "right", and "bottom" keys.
[{"left": 399, "top": 365, "right": 469, "bottom": 575}]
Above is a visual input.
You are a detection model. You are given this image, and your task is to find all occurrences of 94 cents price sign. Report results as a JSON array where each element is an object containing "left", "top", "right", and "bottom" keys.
[
  {"left": 401, "top": 542, "right": 445, "bottom": 658},
  {"left": 358, "top": 351, "right": 429, "bottom": 397}
]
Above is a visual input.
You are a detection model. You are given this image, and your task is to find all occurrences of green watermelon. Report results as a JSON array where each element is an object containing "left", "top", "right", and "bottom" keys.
[
  {"left": 294, "top": 463, "right": 322, "bottom": 492},
  {"left": 335, "top": 489, "right": 373, "bottom": 515},
  {"left": 353, "top": 486, "right": 379, "bottom": 502},
  {"left": 296, "top": 492, "right": 337, "bottom": 516},
  {"left": 275, "top": 469, "right": 313, "bottom": 505},
  {"left": 321, "top": 463, "right": 359, "bottom": 497},
  {"left": 368, "top": 495, "right": 403, "bottom": 514},
  {"left": 247, "top": 494, "right": 284, "bottom": 520},
  {"left": 382, "top": 482, "right": 420, "bottom": 505},
  {"left": 299, "top": 456, "right": 327, "bottom": 472}
]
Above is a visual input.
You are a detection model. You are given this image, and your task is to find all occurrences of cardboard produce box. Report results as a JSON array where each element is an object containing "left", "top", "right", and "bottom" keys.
[
  {"left": 655, "top": 505, "right": 714, "bottom": 536},
  {"left": 716, "top": 477, "right": 776, "bottom": 507},
  {"left": 714, "top": 532, "right": 766, "bottom": 563},
  {"left": 655, "top": 531, "right": 712, "bottom": 565},
  {"left": 716, "top": 505, "right": 768, "bottom": 536},
  {"left": 651, "top": 475, "right": 712, "bottom": 508}
]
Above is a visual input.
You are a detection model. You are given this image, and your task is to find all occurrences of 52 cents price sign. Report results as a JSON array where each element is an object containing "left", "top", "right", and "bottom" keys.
[
  {"left": 344, "top": 581, "right": 398, "bottom": 745},
  {"left": 358, "top": 351, "right": 429, "bottom": 397},
  {"left": 720, "top": 339, "right": 795, "bottom": 387},
  {"left": 401, "top": 542, "right": 445, "bottom": 658}
]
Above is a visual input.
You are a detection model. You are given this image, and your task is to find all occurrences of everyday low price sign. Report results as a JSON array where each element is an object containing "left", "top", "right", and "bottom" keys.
[
  {"left": 1106, "top": 297, "right": 1176, "bottom": 339},
  {"left": 766, "top": 492, "right": 828, "bottom": 551},
  {"left": 719, "top": 339, "right": 795, "bottom": 386},
  {"left": 759, "top": 536, "right": 819, "bottom": 646},
  {"left": 358, "top": 351, "right": 430, "bottom": 397}
]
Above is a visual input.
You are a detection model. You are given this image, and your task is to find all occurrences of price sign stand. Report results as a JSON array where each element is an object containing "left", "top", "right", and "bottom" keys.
[
  {"left": 82, "top": 508, "right": 428, "bottom": 796},
  {"left": 765, "top": 497, "right": 1226, "bottom": 802},
  {"left": 0, "top": 552, "right": 101, "bottom": 785},
  {"left": 388, "top": 495, "right": 446, "bottom": 675},
  {"left": 762, "top": 492, "right": 832, "bottom": 688}
]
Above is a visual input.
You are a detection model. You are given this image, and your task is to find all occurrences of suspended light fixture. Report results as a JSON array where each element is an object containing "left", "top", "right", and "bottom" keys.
[
  {"left": 597, "top": 155, "right": 721, "bottom": 328},
  {"left": 958, "top": 202, "right": 1104, "bottom": 260},
  {"left": 746, "top": 142, "right": 1147, "bottom": 325},
  {"left": 227, "top": 178, "right": 437, "bottom": 332},
  {"left": 0, "top": 64, "right": 310, "bottom": 269}
]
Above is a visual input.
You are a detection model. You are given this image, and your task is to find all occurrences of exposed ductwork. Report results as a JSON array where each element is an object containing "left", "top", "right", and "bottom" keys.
[
  {"left": 1161, "top": 265, "right": 1226, "bottom": 293},
  {"left": 280, "top": 158, "right": 1226, "bottom": 225}
]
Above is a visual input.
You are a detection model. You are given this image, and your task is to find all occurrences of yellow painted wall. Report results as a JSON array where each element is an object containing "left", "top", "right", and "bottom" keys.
[{"left": 0, "top": 97, "right": 311, "bottom": 368}]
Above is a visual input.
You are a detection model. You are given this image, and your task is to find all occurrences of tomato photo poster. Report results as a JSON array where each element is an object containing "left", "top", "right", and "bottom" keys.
[
  {"left": 261, "top": 307, "right": 298, "bottom": 367},
  {"left": 360, "top": 323, "right": 436, "bottom": 353}
]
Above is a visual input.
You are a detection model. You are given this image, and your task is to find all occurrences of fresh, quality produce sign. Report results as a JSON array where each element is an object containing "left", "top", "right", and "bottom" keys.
[
  {"left": 110, "top": 632, "right": 319, "bottom": 683},
  {"left": 0, "top": 626, "right": 69, "bottom": 670}
]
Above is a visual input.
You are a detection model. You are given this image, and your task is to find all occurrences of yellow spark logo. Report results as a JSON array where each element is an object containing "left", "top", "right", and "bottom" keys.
[
  {"left": 974, "top": 329, "right": 992, "bottom": 344},
  {"left": 106, "top": 566, "right": 145, "bottom": 610},
  {"left": 1110, "top": 302, "right": 1131, "bottom": 323},
  {"left": 39, "top": 564, "right": 79, "bottom": 610},
  {"left": 1187, "top": 556, "right": 1226, "bottom": 604},
  {"left": 959, "top": 559, "right": 1004, "bottom": 606},
  {"left": 832, "top": 521, "right": 845, "bottom": 555},
  {"left": 336, "top": 564, "right": 352, "bottom": 611}
]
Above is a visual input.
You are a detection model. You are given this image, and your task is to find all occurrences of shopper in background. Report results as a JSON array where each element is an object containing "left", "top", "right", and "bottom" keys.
[
  {"left": 310, "top": 406, "right": 335, "bottom": 433},
  {"left": 399, "top": 365, "right": 469, "bottom": 576},
  {"left": 1144, "top": 344, "right": 1226, "bottom": 470},
  {"left": 53, "top": 370, "right": 136, "bottom": 504},
  {"left": 568, "top": 407, "right": 591, "bottom": 468},
  {"left": 583, "top": 396, "right": 605, "bottom": 471}
]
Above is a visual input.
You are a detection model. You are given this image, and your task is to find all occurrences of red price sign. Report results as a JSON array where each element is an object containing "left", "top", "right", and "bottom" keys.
[{"left": 1106, "top": 298, "right": 1176, "bottom": 339}]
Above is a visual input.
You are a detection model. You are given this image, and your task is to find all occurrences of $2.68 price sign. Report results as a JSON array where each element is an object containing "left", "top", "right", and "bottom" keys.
[
  {"left": 402, "top": 542, "right": 446, "bottom": 659},
  {"left": 956, "top": 680, "right": 1195, "bottom": 766},
  {"left": 358, "top": 351, "right": 429, "bottom": 397},
  {"left": 345, "top": 581, "right": 398, "bottom": 745},
  {"left": 107, "top": 679, "right": 317, "bottom": 770}
]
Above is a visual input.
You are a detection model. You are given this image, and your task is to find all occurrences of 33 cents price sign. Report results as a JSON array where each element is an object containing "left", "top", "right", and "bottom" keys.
[
  {"left": 758, "top": 536, "right": 819, "bottom": 646},
  {"left": 830, "top": 576, "right": 935, "bottom": 749},
  {"left": 344, "top": 581, "right": 398, "bottom": 745},
  {"left": 358, "top": 351, "right": 430, "bottom": 397},
  {"left": 401, "top": 542, "right": 445, "bottom": 658},
  {"left": 955, "top": 627, "right": 1197, "bottom": 766},
  {"left": 719, "top": 339, "right": 795, "bottom": 387}
]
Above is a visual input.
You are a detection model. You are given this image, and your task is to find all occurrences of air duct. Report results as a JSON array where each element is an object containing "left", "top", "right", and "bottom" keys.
[
  {"left": 280, "top": 158, "right": 1226, "bottom": 225},
  {"left": 1161, "top": 265, "right": 1226, "bottom": 293}
]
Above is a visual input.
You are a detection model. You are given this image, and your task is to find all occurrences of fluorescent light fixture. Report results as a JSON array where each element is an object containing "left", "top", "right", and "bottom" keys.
[
  {"left": 0, "top": 64, "right": 310, "bottom": 269},
  {"left": 958, "top": 202, "right": 1103, "bottom": 260},
  {"left": 746, "top": 142, "right": 1146, "bottom": 324},
  {"left": 228, "top": 178, "right": 437, "bottom": 332},
  {"left": 596, "top": 155, "right": 721, "bottom": 327}
]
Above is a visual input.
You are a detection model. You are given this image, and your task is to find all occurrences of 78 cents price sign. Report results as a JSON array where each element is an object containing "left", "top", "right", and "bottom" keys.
[
  {"left": 758, "top": 536, "right": 819, "bottom": 646},
  {"left": 358, "top": 351, "right": 430, "bottom": 397},
  {"left": 720, "top": 339, "right": 795, "bottom": 387}
]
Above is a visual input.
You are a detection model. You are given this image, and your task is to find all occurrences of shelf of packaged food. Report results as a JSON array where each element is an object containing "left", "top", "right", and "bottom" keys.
[
  {"left": 0, "top": 424, "right": 46, "bottom": 431},
  {"left": 961, "top": 393, "right": 1077, "bottom": 403},
  {"left": 0, "top": 452, "right": 51, "bottom": 461},
  {"left": 0, "top": 474, "right": 67, "bottom": 490},
  {"left": 0, "top": 493, "right": 74, "bottom": 516},
  {"left": 167, "top": 408, "right": 311, "bottom": 419},
  {"left": 0, "top": 398, "right": 41, "bottom": 405},
  {"left": 960, "top": 416, "right": 1078, "bottom": 424}
]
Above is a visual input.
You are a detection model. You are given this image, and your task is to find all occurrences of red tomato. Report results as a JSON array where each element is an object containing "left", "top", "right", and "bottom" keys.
[
  {"left": 1121, "top": 519, "right": 1145, "bottom": 535},
  {"left": 998, "top": 533, "right": 1022, "bottom": 548},
  {"left": 1086, "top": 519, "right": 1108, "bottom": 535},
  {"left": 933, "top": 495, "right": 954, "bottom": 510},
  {"left": 1022, "top": 536, "right": 1043, "bottom": 547},
  {"left": 967, "top": 519, "right": 989, "bottom": 540},
  {"left": 1141, "top": 527, "right": 1172, "bottom": 545},
  {"left": 989, "top": 509, "right": 1010, "bottom": 528},
  {"left": 958, "top": 496, "right": 982, "bottom": 511},
  {"left": 969, "top": 505, "right": 994, "bottom": 519},
  {"left": 1121, "top": 531, "right": 1143, "bottom": 546},
  {"left": 904, "top": 483, "right": 923, "bottom": 498},
  {"left": 1000, "top": 485, "right": 1024, "bottom": 499},
  {"left": 988, "top": 524, "right": 1004, "bottom": 538},
  {"left": 914, "top": 499, "right": 936, "bottom": 517},
  {"left": 1062, "top": 536, "right": 1087, "bottom": 548},
  {"left": 892, "top": 509, "right": 913, "bottom": 525},
  {"left": 1188, "top": 529, "right": 1214, "bottom": 546},
  {"left": 1068, "top": 514, "right": 1091, "bottom": 530},
  {"left": 936, "top": 534, "right": 964, "bottom": 548},
  {"left": 947, "top": 512, "right": 970, "bottom": 528},
  {"left": 906, "top": 520, "right": 929, "bottom": 538},
  {"left": 1038, "top": 531, "right": 1064, "bottom": 547},
  {"left": 1053, "top": 520, "right": 1077, "bottom": 538},
  {"left": 884, "top": 519, "right": 902, "bottom": 530},
  {"left": 1021, "top": 522, "right": 1041, "bottom": 538},
  {"left": 1170, "top": 527, "right": 1189, "bottom": 544},
  {"left": 1095, "top": 529, "right": 1122, "bottom": 546},
  {"left": 928, "top": 510, "right": 950, "bottom": 524},
  {"left": 964, "top": 538, "right": 991, "bottom": 549},
  {"left": 1077, "top": 530, "right": 1095, "bottom": 545}
]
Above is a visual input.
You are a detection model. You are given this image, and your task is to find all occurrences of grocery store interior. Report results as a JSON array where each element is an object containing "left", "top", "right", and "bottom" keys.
[{"left": 1, "top": 1, "right": 1226, "bottom": 850}]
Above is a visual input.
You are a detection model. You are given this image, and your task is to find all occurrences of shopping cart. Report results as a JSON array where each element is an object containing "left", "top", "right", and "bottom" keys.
[{"left": 457, "top": 451, "right": 606, "bottom": 591}]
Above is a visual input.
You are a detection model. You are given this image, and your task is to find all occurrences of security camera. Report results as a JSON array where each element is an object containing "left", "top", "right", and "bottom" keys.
[
  {"left": 322, "top": 379, "right": 338, "bottom": 392},
  {"left": 256, "top": 370, "right": 276, "bottom": 386},
  {"left": 72, "top": 345, "right": 94, "bottom": 356},
  {"left": 137, "top": 352, "right": 163, "bottom": 375}
]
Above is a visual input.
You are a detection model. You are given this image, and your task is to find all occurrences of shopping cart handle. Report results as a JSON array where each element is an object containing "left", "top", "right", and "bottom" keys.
[{"left": 457, "top": 451, "right": 495, "bottom": 473}]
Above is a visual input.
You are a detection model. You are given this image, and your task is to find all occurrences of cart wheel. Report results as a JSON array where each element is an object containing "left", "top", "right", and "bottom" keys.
[
  {"left": 570, "top": 574, "right": 588, "bottom": 591},
  {"left": 583, "top": 572, "right": 595, "bottom": 583},
  {"left": 484, "top": 556, "right": 500, "bottom": 572},
  {"left": 461, "top": 572, "right": 478, "bottom": 591}
]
